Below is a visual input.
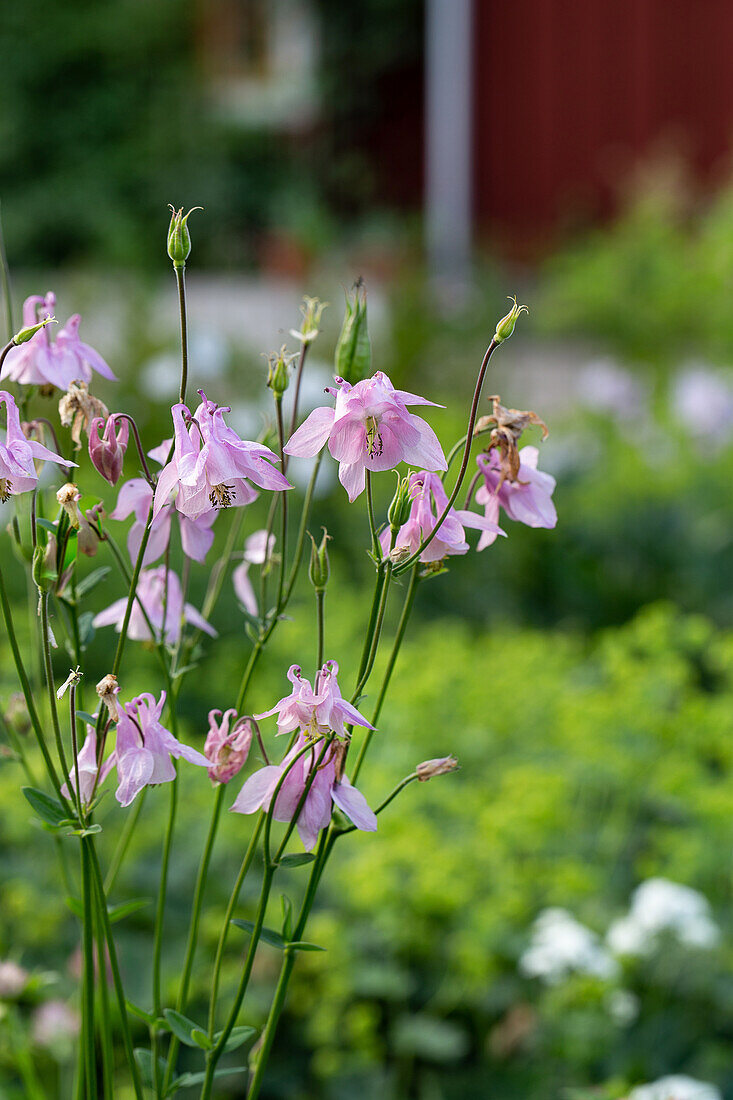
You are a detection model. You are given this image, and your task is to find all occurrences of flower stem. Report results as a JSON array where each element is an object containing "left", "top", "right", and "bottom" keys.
[
  {"left": 175, "top": 265, "right": 189, "bottom": 405},
  {"left": 80, "top": 839, "right": 98, "bottom": 1099},
  {"left": 104, "top": 789, "right": 146, "bottom": 895},
  {"left": 94, "top": 902, "right": 115, "bottom": 1100},
  {"left": 274, "top": 395, "right": 288, "bottom": 611},
  {"left": 40, "top": 592, "right": 73, "bottom": 795},
  {"left": 315, "top": 588, "right": 325, "bottom": 668},
  {"left": 365, "top": 470, "right": 381, "bottom": 559},
  {"left": 151, "top": 772, "right": 178, "bottom": 1096}
]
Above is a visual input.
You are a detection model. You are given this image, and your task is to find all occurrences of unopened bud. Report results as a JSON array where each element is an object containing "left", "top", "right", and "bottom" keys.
[
  {"left": 335, "top": 279, "right": 370, "bottom": 383},
  {"left": 494, "top": 296, "right": 529, "bottom": 344},
  {"left": 89, "top": 416, "right": 129, "bottom": 485},
  {"left": 416, "top": 755, "right": 459, "bottom": 781},
  {"left": 166, "top": 204, "right": 202, "bottom": 268},
  {"left": 308, "top": 528, "right": 331, "bottom": 591},
  {"left": 266, "top": 347, "right": 295, "bottom": 397},
  {"left": 56, "top": 483, "right": 81, "bottom": 529},
  {"left": 205, "top": 712, "right": 253, "bottom": 785},
  {"left": 96, "top": 674, "right": 120, "bottom": 722},
  {"left": 388, "top": 473, "right": 413, "bottom": 530},
  {"left": 12, "top": 316, "right": 56, "bottom": 346}
]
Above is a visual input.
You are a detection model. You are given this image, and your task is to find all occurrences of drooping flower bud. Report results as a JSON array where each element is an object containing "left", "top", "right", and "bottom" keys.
[
  {"left": 308, "top": 528, "right": 331, "bottom": 592},
  {"left": 96, "top": 674, "right": 120, "bottom": 722},
  {"left": 290, "top": 296, "right": 328, "bottom": 345},
  {"left": 494, "top": 296, "right": 529, "bottom": 344},
  {"left": 266, "top": 346, "right": 295, "bottom": 397},
  {"left": 88, "top": 415, "right": 129, "bottom": 485},
  {"left": 204, "top": 710, "right": 253, "bottom": 784},
  {"left": 416, "top": 755, "right": 459, "bottom": 781},
  {"left": 166, "top": 205, "right": 202, "bottom": 269},
  {"left": 387, "top": 473, "right": 413, "bottom": 530},
  {"left": 334, "top": 279, "right": 370, "bottom": 383},
  {"left": 12, "top": 315, "right": 56, "bottom": 346}
]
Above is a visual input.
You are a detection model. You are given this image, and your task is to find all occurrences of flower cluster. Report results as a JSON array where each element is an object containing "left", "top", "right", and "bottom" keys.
[{"left": 2, "top": 293, "right": 115, "bottom": 389}]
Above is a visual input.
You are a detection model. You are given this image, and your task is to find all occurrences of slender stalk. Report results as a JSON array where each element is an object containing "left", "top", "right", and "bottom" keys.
[
  {"left": 112, "top": 414, "right": 155, "bottom": 486},
  {"left": 104, "top": 790, "right": 146, "bottom": 894},
  {"left": 286, "top": 342, "right": 309, "bottom": 454},
  {"left": 339, "top": 774, "right": 418, "bottom": 835},
  {"left": 283, "top": 450, "right": 323, "bottom": 603},
  {"left": 40, "top": 592, "right": 73, "bottom": 793},
  {"left": 315, "top": 589, "right": 325, "bottom": 668},
  {"left": 351, "top": 563, "right": 392, "bottom": 703},
  {"left": 94, "top": 903, "right": 115, "bottom": 1100},
  {"left": 365, "top": 470, "right": 381, "bottom": 559},
  {"left": 151, "top": 773, "right": 178, "bottom": 1096},
  {"left": 175, "top": 266, "right": 189, "bottom": 405},
  {"left": 394, "top": 339, "right": 498, "bottom": 575},
  {"left": 163, "top": 783, "right": 226, "bottom": 1090},
  {"left": 274, "top": 396, "right": 288, "bottom": 610},
  {"left": 88, "top": 841, "right": 145, "bottom": 1100},
  {"left": 80, "top": 840, "right": 98, "bottom": 1099}
]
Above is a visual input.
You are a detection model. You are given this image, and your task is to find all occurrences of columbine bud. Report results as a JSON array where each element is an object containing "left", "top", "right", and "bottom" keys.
[
  {"left": 205, "top": 710, "right": 253, "bottom": 785},
  {"left": 96, "top": 674, "right": 120, "bottom": 722},
  {"left": 494, "top": 296, "right": 529, "bottom": 343},
  {"left": 335, "top": 279, "right": 370, "bottom": 383},
  {"left": 56, "top": 483, "right": 81, "bottom": 529},
  {"left": 266, "top": 347, "right": 295, "bottom": 397},
  {"left": 416, "top": 755, "right": 459, "bottom": 781},
  {"left": 308, "top": 528, "right": 331, "bottom": 591},
  {"left": 12, "top": 316, "right": 56, "bottom": 345},
  {"left": 167, "top": 205, "right": 202, "bottom": 268},
  {"left": 290, "top": 296, "right": 328, "bottom": 345},
  {"left": 88, "top": 416, "right": 129, "bottom": 485},
  {"left": 388, "top": 473, "right": 413, "bottom": 530}
]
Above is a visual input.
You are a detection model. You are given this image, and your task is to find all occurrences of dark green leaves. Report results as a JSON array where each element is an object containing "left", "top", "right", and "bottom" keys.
[{"left": 22, "top": 786, "right": 68, "bottom": 827}]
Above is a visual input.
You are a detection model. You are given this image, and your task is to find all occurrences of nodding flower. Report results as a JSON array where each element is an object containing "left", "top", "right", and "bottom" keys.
[
  {"left": 473, "top": 446, "right": 557, "bottom": 549},
  {"left": 152, "top": 392, "right": 290, "bottom": 522},
  {"left": 254, "top": 660, "right": 373, "bottom": 739},
  {"left": 284, "top": 371, "right": 447, "bottom": 502},
  {"left": 204, "top": 709, "right": 253, "bottom": 785},
  {"left": 110, "top": 477, "right": 217, "bottom": 566},
  {"left": 0, "top": 390, "right": 75, "bottom": 502},
  {"left": 1, "top": 293, "right": 115, "bottom": 389},
  {"left": 92, "top": 566, "right": 216, "bottom": 644}
]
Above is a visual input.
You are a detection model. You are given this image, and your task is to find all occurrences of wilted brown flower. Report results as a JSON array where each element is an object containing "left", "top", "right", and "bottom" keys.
[
  {"left": 475, "top": 395, "right": 549, "bottom": 487},
  {"left": 59, "top": 381, "right": 109, "bottom": 449}
]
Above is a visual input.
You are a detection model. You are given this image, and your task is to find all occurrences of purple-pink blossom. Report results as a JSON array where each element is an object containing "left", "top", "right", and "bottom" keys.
[
  {"left": 231, "top": 732, "right": 377, "bottom": 850},
  {"left": 232, "top": 529, "right": 276, "bottom": 617},
  {"left": 110, "top": 478, "right": 217, "bottom": 565},
  {"left": 380, "top": 470, "right": 505, "bottom": 563},
  {"left": 204, "top": 709, "right": 253, "bottom": 784},
  {"left": 92, "top": 565, "right": 216, "bottom": 643},
  {"left": 89, "top": 416, "right": 129, "bottom": 485},
  {"left": 2, "top": 293, "right": 115, "bottom": 389},
  {"left": 0, "top": 390, "right": 75, "bottom": 500},
  {"left": 474, "top": 445, "right": 557, "bottom": 549},
  {"left": 256, "top": 660, "right": 373, "bottom": 738},
  {"left": 153, "top": 391, "right": 290, "bottom": 522},
  {"left": 284, "top": 371, "right": 447, "bottom": 501},
  {"left": 111, "top": 691, "right": 208, "bottom": 806},
  {"left": 61, "top": 726, "right": 115, "bottom": 808}
]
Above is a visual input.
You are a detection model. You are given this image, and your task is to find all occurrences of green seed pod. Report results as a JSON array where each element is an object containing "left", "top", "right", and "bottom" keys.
[
  {"left": 334, "top": 280, "right": 370, "bottom": 383},
  {"left": 167, "top": 205, "right": 202, "bottom": 269},
  {"left": 308, "top": 528, "right": 331, "bottom": 592},
  {"left": 387, "top": 472, "right": 412, "bottom": 530},
  {"left": 494, "top": 296, "right": 529, "bottom": 343}
]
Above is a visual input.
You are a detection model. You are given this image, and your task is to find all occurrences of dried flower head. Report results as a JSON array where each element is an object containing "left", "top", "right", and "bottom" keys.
[
  {"left": 416, "top": 755, "right": 459, "bottom": 781},
  {"left": 476, "top": 395, "right": 549, "bottom": 487},
  {"left": 59, "top": 380, "right": 109, "bottom": 449},
  {"left": 96, "top": 673, "right": 120, "bottom": 722},
  {"left": 56, "top": 483, "right": 82, "bottom": 528}
]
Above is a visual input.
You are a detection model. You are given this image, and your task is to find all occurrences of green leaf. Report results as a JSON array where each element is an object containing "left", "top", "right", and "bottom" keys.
[
  {"left": 214, "top": 1025, "right": 258, "bottom": 1054},
  {"left": 76, "top": 711, "right": 98, "bottom": 726},
  {"left": 279, "top": 852, "right": 317, "bottom": 868},
  {"left": 280, "top": 894, "right": 293, "bottom": 940},
  {"left": 75, "top": 567, "right": 111, "bottom": 599},
  {"left": 35, "top": 517, "right": 57, "bottom": 536},
  {"left": 126, "top": 1001, "right": 154, "bottom": 1025},
  {"left": 134, "top": 1047, "right": 167, "bottom": 1089},
  {"left": 287, "top": 941, "right": 326, "bottom": 953},
  {"left": 169, "top": 1066, "right": 247, "bottom": 1091},
  {"left": 63, "top": 823, "right": 102, "bottom": 838},
  {"left": 162, "top": 1009, "right": 209, "bottom": 1048},
  {"left": 77, "top": 611, "right": 95, "bottom": 650},
  {"left": 108, "top": 898, "right": 150, "bottom": 924},
  {"left": 22, "top": 787, "right": 69, "bottom": 827},
  {"left": 230, "top": 918, "right": 286, "bottom": 950},
  {"left": 65, "top": 895, "right": 83, "bottom": 919}
]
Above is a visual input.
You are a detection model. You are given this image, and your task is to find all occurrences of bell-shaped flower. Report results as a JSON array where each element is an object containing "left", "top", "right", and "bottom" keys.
[
  {"left": 112, "top": 691, "right": 208, "bottom": 807},
  {"left": 474, "top": 445, "right": 557, "bottom": 549},
  {"left": 61, "top": 726, "right": 115, "bottom": 809},
  {"left": 0, "top": 390, "right": 75, "bottom": 500},
  {"left": 153, "top": 393, "right": 290, "bottom": 522},
  {"left": 232, "top": 529, "right": 276, "bottom": 617},
  {"left": 2, "top": 293, "right": 115, "bottom": 389},
  {"left": 380, "top": 470, "right": 505, "bottom": 563},
  {"left": 231, "top": 732, "right": 377, "bottom": 850},
  {"left": 204, "top": 709, "right": 253, "bottom": 784},
  {"left": 92, "top": 565, "right": 217, "bottom": 643},
  {"left": 256, "top": 660, "right": 373, "bottom": 738},
  {"left": 284, "top": 370, "right": 447, "bottom": 501},
  {"left": 88, "top": 416, "right": 129, "bottom": 485},
  {"left": 110, "top": 478, "right": 217, "bottom": 565}
]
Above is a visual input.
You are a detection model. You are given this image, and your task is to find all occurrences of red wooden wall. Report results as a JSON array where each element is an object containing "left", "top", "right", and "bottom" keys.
[{"left": 473, "top": 0, "right": 733, "bottom": 244}]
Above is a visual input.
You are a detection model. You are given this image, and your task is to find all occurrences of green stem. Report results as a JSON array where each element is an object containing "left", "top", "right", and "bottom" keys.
[
  {"left": 94, "top": 902, "right": 115, "bottom": 1100},
  {"left": 365, "top": 470, "right": 381, "bottom": 559},
  {"left": 87, "top": 841, "right": 145, "bottom": 1100},
  {"left": 80, "top": 840, "right": 98, "bottom": 1099},
  {"left": 315, "top": 589, "right": 325, "bottom": 668},
  {"left": 284, "top": 450, "right": 324, "bottom": 603},
  {"left": 274, "top": 396, "right": 288, "bottom": 611},
  {"left": 163, "top": 783, "right": 226, "bottom": 1091},
  {"left": 40, "top": 592, "right": 73, "bottom": 795},
  {"left": 151, "top": 773, "right": 178, "bottom": 1096},
  {"left": 351, "top": 563, "right": 392, "bottom": 703},
  {"left": 175, "top": 265, "right": 189, "bottom": 405},
  {"left": 104, "top": 789, "right": 146, "bottom": 895}
]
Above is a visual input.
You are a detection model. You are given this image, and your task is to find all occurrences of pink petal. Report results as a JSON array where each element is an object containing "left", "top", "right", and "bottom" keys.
[
  {"left": 338, "top": 460, "right": 365, "bottom": 502},
  {"left": 331, "top": 777, "right": 377, "bottom": 832},
  {"left": 284, "top": 406, "right": 335, "bottom": 457},
  {"left": 230, "top": 766, "right": 282, "bottom": 814}
]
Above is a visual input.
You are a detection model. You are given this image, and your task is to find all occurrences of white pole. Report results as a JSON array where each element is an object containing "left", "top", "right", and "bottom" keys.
[{"left": 425, "top": 0, "right": 474, "bottom": 292}]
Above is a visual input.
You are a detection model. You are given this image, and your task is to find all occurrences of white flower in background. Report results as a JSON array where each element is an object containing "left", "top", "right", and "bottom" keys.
[
  {"left": 605, "top": 988, "right": 640, "bottom": 1026},
  {"left": 519, "top": 908, "right": 619, "bottom": 984},
  {"left": 578, "top": 358, "right": 647, "bottom": 417},
  {"left": 672, "top": 363, "right": 733, "bottom": 444},
  {"left": 0, "top": 959, "right": 29, "bottom": 998},
  {"left": 31, "top": 999, "right": 80, "bottom": 1048},
  {"left": 607, "top": 878, "right": 720, "bottom": 957},
  {"left": 629, "top": 1075, "right": 722, "bottom": 1100}
]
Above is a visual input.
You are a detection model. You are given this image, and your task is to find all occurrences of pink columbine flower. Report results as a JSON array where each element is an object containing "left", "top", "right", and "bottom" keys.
[
  {"left": 232, "top": 529, "right": 276, "bottom": 617},
  {"left": 204, "top": 709, "right": 253, "bottom": 784},
  {"left": 88, "top": 416, "right": 129, "bottom": 485},
  {"left": 380, "top": 470, "right": 506, "bottom": 563},
  {"left": 112, "top": 691, "right": 208, "bottom": 806},
  {"left": 0, "top": 390, "right": 75, "bottom": 500},
  {"left": 284, "top": 371, "right": 447, "bottom": 501},
  {"left": 153, "top": 391, "right": 290, "bottom": 522},
  {"left": 2, "top": 293, "right": 116, "bottom": 389},
  {"left": 256, "top": 660, "right": 373, "bottom": 738},
  {"left": 474, "top": 445, "right": 557, "bottom": 549},
  {"left": 61, "top": 726, "right": 115, "bottom": 808},
  {"left": 110, "top": 478, "right": 217, "bottom": 565},
  {"left": 92, "top": 565, "right": 217, "bottom": 643},
  {"left": 231, "top": 732, "right": 377, "bottom": 850}
]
